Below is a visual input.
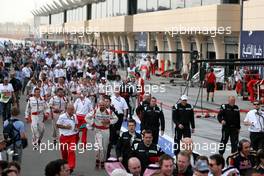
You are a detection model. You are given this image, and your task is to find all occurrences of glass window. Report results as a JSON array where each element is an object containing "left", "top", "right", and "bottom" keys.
[
  {"left": 171, "top": 0, "right": 185, "bottom": 9},
  {"left": 101, "top": 1, "right": 107, "bottom": 18},
  {"left": 108, "top": 0, "right": 113, "bottom": 17},
  {"left": 83, "top": 6, "right": 87, "bottom": 20},
  {"left": 185, "top": 0, "right": 201, "bottom": 7},
  {"left": 137, "top": 0, "right": 147, "bottom": 13},
  {"left": 147, "top": 0, "right": 158, "bottom": 12},
  {"left": 222, "top": 0, "right": 239, "bottom": 4},
  {"left": 113, "top": 0, "right": 120, "bottom": 16},
  {"left": 202, "top": 0, "right": 220, "bottom": 5},
  {"left": 92, "top": 3, "right": 97, "bottom": 19},
  {"left": 97, "top": 3, "right": 101, "bottom": 19},
  {"left": 120, "top": 0, "right": 128, "bottom": 15},
  {"left": 158, "top": 0, "right": 171, "bottom": 10}
]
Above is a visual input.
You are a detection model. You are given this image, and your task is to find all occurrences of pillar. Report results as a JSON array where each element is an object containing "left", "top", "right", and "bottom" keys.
[
  {"left": 180, "top": 35, "right": 191, "bottom": 75},
  {"left": 212, "top": 35, "right": 225, "bottom": 60}
]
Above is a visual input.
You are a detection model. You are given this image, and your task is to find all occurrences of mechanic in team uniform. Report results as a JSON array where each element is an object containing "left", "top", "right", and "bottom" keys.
[
  {"left": 116, "top": 119, "right": 142, "bottom": 170},
  {"left": 130, "top": 130, "right": 164, "bottom": 174}
]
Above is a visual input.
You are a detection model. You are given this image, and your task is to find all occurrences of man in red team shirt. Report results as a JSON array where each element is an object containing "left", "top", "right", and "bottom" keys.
[{"left": 206, "top": 68, "right": 216, "bottom": 102}]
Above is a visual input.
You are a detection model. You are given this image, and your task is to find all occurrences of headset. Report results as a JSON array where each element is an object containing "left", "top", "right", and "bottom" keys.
[{"left": 238, "top": 139, "right": 250, "bottom": 152}]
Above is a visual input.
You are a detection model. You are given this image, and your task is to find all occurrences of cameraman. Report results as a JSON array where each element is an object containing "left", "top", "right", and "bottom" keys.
[{"left": 3, "top": 107, "right": 27, "bottom": 163}]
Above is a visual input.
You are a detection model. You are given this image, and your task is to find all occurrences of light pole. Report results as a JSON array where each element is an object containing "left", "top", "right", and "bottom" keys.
[{"left": 240, "top": 0, "right": 247, "bottom": 98}]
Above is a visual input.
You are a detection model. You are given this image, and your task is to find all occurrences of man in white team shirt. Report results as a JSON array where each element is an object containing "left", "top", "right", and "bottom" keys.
[
  {"left": 85, "top": 100, "right": 118, "bottom": 169},
  {"left": 74, "top": 92, "right": 92, "bottom": 145},
  {"left": 244, "top": 101, "right": 264, "bottom": 151},
  {"left": 56, "top": 104, "right": 78, "bottom": 173},
  {"left": 0, "top": 77, "right": 16, "bottom": 121},
  {"left": 49, "top": 88, "right": 68, "bottom": 144},
  {"left": 111, "top": 87, "right": 128, "bottom": 145}
]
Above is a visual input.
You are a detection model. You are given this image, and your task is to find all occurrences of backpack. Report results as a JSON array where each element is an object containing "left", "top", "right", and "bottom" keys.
[{"left": 3, "top": 119, "right": 20, "bottom": 147}]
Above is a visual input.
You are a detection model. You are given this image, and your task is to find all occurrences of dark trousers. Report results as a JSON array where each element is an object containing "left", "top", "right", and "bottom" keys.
[
  {"left": 152, "top": 129, "right": 159, "bottom": 145},
  {"left": 22, "top": 77, "right": 30, "bottom": 94},
  {"left": 174, "top": 128, "right": 191, "bottom": 156},
  {"left": 1, "top": 101, "right": 12, "bottom": 122},
  {"left": 107, "top": 114, "right": 124, "bottom": 157},
  {"left": 219, "top": 127, "right": 239, "bottom": 155},
  {"left": 250, "top": 132, "right": 264, "bottom": 151}
]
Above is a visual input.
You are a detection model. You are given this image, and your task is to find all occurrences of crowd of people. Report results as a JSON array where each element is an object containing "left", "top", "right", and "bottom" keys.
[{"left": 0, "top": 41, "right": 263, "bottom": 176}]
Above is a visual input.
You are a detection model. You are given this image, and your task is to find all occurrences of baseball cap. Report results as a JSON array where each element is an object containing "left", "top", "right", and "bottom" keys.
[
  {"left": 101, "top": 77, "right": 106, "bottom": 80},
  {"left": 195, "top": 160, "right": 209, "bottom": 172},
  {"left": 180, "top": 95, "right": 188, "bottom": 101},
  {"left": 111, "top": 169, "right": 132, "bottom": 176},
  {"left": 3, "top": 77, "right": 9, "bottom": 81}
]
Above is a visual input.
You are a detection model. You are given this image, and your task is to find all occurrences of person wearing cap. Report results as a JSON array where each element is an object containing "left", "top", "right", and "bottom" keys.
[
  {"left": 172, "top": 95, "right": 195, "bottom": 156},
  {"left": 244, "top": 101, "right": 264, "bottom": 151},
  {"left": 54, "top": 64, "right": 65, "bottom": 83},
  {"left": 98, "top": 77, "right": 110, "bottom": 100},
  {"left": 217, "top": 96, "right": 241, "bottom": 155},
  {"left": 0, "top": 76, "right": 16, "bottom": 122},
  {"left": 193, "top": 159, "right": 210, "bottom": 176}
]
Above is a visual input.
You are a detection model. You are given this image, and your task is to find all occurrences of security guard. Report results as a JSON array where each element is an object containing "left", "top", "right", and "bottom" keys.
[
  {"left": 172, "top": 95, "right": 195, "bottom": 156},
  {"left": 141, "top": 97, "right": 165, "bottom": 145},
  {"left": 116, "top": 119, "right": 141, "bottom": 170},
  {"left": 130, "top": 130, "right": 164, "bottom": 174},
  {"left": 244, "top": 101, "right": 264, "bottom": 151},
  {"left": 217, "top": 96, "right": 240, "bottom": 155}
]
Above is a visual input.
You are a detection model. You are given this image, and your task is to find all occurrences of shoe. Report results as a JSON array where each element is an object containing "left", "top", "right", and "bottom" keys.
[
  {"left": 95, "top": 160, "right": 100, "bottom": 169},
  {"left": 70, "top": 169, "right": 74, "bottom": 174},
  {"left": 101, "top": 162, "right": 105, "bottom": 169},
  {"left": 37, "top": 140, "right": 41, "bottom": 146}
]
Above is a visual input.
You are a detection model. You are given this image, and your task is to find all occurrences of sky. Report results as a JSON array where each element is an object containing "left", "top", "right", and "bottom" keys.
[{"left": 0, "top": 0, "right": 50, "bottom": 23}]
